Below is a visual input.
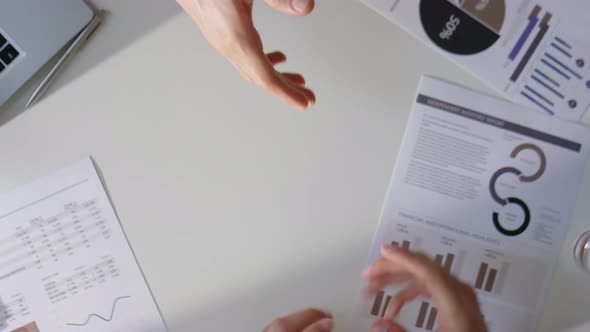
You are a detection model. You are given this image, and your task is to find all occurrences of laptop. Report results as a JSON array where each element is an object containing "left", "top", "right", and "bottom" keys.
[{"left": 0, "top": 0, "right": 94, "bottom": 106}]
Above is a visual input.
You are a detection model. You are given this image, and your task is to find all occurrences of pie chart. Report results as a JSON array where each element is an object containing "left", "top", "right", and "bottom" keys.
[{"left": 419, "top": 0, "right": 505, "bottom": 55}]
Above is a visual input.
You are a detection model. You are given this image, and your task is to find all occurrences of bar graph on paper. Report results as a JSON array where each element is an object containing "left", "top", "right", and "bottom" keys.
[
  {"left": 474, "top": 262, "right": 508, "bottom": 293},
  {"left": 370, "top": 292, "right": 439, "bottom": 331},
  {"left": 391, "top": 240, "right": 411, "bottom": 250},
  {"left": 367, "top": 234, "right": 468, "bottom": 331},
  {"left": 504, "top": 3, "right": 589, "bottom": 118},
  {"left": 363, "top": 221, "right": 549, "bottom": 331}
]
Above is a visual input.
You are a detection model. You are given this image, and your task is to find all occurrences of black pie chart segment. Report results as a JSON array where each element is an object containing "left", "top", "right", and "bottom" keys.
[
  {"left": 489, "top": 167, "right": 522, "bottom": 205},
  {"left": 493, "top": 197, "right": 531, "bottom": 237},
  {"left": 419, "top": 0, "right": 501, "bottom": 55}
]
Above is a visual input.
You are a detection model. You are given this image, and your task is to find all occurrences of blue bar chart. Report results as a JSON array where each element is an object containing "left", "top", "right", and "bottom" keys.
[
  {"left": 502, "top": 3, "right": 589, "bottom": 118},
  {"left": 508, "top": 5, "right": 540, "bottom": 61},
  {"left": 510, "top": 12, "right": 552, "bottom": 82}
]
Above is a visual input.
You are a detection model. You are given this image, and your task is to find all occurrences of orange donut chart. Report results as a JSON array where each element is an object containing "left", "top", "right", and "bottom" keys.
[{"left": 510, "top": 143, "right": 547, "bottom": 182}]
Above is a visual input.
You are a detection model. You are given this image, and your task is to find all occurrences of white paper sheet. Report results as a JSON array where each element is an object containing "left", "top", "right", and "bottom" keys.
[
  {"left": 0, "top": 159, "right": 166, "bottom": 332},
  {"left": 351, "top": 76, "right": 590, "bottom": 331},
  {"left": 362, "top": 0, "right": 590, "bottom": 121}
]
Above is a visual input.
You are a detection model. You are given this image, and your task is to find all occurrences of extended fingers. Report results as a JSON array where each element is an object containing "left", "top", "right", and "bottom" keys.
[
  {"left": 186, "top": 0, "right": 315, "bottom": 110},
  {"left": 379, "top": 245, "right": 480, "bottom": 326},
  {"left": 267, "top": 53, "right": 309, "bottom": 88},
  {"left": 266, "top": 53, "right": 313, "bottom": 103},
  {"left": 383, "top": 282, "right": 427, "bottom": 320},
  {"left": 241, "top": 50, "right": 313, "bottom": 110},
  {"left": 248, "top": 47, "right": 315, "bottom": 109},
  {"left": 281, "top": 73, "right": 306, "bottom": 86},
  {"left": 379, "top": 245, "right": 449, "bottom": 295},
  {"left": 268, "top": 71, "right": 313, "bottom": 110},
  {"left": 297, "top": 85, "right": 316, "bottom": 105},
  {"left": 362, "top": 273, "right": 414, "bottom": 298},
  {"left": 363, "top": 256, "right": 411, "bottom": 280}
]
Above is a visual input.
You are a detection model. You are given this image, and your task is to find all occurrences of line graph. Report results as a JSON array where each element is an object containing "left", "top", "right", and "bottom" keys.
[{"left": 65, "top": 296, "right": 130, "bottom": 327}]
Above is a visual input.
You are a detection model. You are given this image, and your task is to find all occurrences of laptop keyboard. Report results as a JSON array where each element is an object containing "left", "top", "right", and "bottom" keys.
[{"left": 0, "top": 32, "right": 20, "bottom": 74}]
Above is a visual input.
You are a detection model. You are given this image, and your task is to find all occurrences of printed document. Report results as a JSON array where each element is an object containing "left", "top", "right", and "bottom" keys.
[
  {"left": 0, "top": 159, "right": 166, "bottom": 332},
  {"left": 351, "top": 76, "right": 590, "bottom": 331},
  {"left": 362, "top": 0, "right": 590, "bottom": 121}
]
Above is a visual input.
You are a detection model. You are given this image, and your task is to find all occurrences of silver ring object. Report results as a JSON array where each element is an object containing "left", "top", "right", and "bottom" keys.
[{"left": 574, "top": 231, "right": 590, "bottom": 272}]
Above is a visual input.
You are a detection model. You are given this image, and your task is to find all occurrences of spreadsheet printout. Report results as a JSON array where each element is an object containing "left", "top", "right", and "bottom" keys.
[
  {"left": 0, "top": 158, "right": 166, "bottom": 332},
  {"left": 351, "top": 76, "right": 590, "bottom": 331}
]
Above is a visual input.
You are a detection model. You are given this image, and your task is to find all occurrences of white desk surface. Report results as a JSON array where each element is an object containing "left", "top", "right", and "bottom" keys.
[{"left": 1, "top": 1, "right": 590, "bottom": 331}]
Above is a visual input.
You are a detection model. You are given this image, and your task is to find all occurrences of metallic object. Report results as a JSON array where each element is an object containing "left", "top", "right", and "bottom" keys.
[
  {"left": 573, "top": 231, "right": 590, "bottom": 272},
  {"left": 26, "top": 9, "right": 103, "bottom": 108}
]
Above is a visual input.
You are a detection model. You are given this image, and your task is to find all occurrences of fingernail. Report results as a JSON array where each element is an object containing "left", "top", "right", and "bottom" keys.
[
  {"left": 291, "top": 0, "right": 310, "bottom": 12},
  {"left": 316, "top": 318, "right": 334, "bottom": 331},
  {"left": 321, "top": 310, "right": 333, "bottom": 318}
]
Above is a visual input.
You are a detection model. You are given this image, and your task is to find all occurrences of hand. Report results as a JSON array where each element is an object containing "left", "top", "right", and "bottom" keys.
[
  {"left": 176, "top": 0, "right": 316, "bottom": 110},
  {"left": 263, "top": 308, "right": 334, "bottom": 332},
  {"left": 362, "top": 245, "right": 488, "bottom": 332}
]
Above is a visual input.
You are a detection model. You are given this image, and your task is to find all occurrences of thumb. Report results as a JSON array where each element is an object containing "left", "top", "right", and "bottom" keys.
[{"left": 264, "top": 0, "right": 315, "bottom": 16}]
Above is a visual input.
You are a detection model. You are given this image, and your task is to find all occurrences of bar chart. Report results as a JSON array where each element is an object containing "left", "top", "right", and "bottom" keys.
[
  {"left": 369, "top": 291, "right": 391, "bottom": 318},
  {"left": 362, "top": 250, "right": 545, "bottom": 331},
  {"left": 382, "top": 222, "right": 465, "bottom": 276},
  {"left": 430, "top": 234, "right": 466, "bottom": 276},
  {"left": 434, "top": 252, "right": 455, "bottom": 274},
  {"left": 508, "top": 5, "right": 540, "bottom": 61},
  {"left": 474, "top": 261, "right": 509, "bottom": 293},
  {"left": 383, "top": 221, "right": 423, "bottom": 254},
  {"left": 390, "top": 240, "right": 411, "bottom": 250},
  {"left": 362, "top": 220, "right": 549, "bottom": 330},
  {"left": 510, "top": 9, "right": 551, "bottom": 82},
  {"left": 504, "top": 3, "right": 589, "bottom": 118},
  {"left": 415, "top": 301, "right": 437, "bottom": 331},
  {"left": 463, "top": 248, "right": 545, "bottom": 308},
  {"left": 369, "top": 293, "right": 440, "bottom": 331}
]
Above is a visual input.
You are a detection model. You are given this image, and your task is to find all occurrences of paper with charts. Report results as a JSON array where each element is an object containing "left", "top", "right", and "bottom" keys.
[
  {"left": 350, "top": 76, "right": 590, "bottom": 332},
  {"left": 362, "top": 0, "right": 590, "bottom": 121},
  {"left": 0, "top": 159, "right": 166, "bottom": 332}
]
